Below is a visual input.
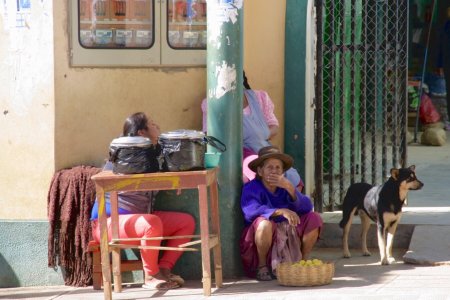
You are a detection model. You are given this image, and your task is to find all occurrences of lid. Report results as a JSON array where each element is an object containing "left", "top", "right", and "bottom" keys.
[
  {"left": 159, "top": 129, "right": 205, "bottom": 139},
  {"left": 110, "top": 136, "right": 152, "bottom": 147}
]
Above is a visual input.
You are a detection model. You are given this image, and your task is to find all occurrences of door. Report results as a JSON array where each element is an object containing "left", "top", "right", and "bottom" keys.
[{"left": 314, "top": 0, "right": 409, "bottom": 211}]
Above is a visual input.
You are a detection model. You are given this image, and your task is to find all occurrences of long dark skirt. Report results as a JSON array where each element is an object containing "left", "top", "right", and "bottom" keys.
[{"left": 239, "top": 212, "right": 323, "bottom": 278}]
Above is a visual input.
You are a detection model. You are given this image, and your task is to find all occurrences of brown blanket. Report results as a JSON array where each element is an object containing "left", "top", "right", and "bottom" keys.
[{"left": 47, "top": 165, "right": 101, "bottom": 286}]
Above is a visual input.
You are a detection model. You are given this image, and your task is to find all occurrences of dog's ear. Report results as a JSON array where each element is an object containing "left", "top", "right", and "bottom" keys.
[
  {"left": 408, "top": 165, "right": 416, "bottom": 172},
  {"left": 390, "top": 168, "right": 399, "bottom": 180}
]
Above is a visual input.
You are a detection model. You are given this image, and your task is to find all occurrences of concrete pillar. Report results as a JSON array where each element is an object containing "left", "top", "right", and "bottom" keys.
[
  {"left": 206, "top": 0, "right": 244, "bottom": 277},
  {"left": 285, "top": 0, "right": 308, "bottom": 188}
]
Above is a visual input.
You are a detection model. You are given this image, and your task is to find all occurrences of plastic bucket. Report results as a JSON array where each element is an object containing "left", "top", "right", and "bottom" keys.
[{"left": 204, "top": 152, "right": 221, "bottom": 168}]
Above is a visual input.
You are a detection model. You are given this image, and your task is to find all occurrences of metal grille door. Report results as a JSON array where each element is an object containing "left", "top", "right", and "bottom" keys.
[{"left": 314, "top": 0, "right": 409, "bottom": 212}]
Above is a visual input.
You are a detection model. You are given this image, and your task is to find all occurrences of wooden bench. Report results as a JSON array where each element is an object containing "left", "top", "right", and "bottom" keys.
[{"left": 87, "top": 240, "right": 143, "bottom": 290}]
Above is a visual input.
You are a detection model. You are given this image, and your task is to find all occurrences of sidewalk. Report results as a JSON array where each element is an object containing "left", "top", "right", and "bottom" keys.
[{"left": 1, "top": 247, "right": 450, "bottom": 300}]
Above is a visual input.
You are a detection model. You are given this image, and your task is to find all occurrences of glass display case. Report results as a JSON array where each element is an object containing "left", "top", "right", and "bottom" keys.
[{"left": 70, "top": 0, "right": 206, "bottom": 66}]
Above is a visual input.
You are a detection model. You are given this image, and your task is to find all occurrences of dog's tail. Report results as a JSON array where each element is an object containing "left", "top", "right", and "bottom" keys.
[{"left": 339, "top": 182, "right": 372, "bottom": 228}]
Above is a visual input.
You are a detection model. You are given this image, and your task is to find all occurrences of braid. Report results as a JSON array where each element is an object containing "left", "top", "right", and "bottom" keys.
[{"left": 243, "top": 71, "right": 251, "bottom": 90}]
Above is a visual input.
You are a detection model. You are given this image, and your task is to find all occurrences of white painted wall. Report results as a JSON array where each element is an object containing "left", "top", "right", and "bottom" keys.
[{"left": 0, "top": 0, "right": 55, "bottom": 219}]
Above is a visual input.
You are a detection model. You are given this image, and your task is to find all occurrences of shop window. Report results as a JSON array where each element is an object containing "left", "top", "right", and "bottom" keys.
[
  {"left": 167, "top": 0, "right": 206, "bottom": 49},
  {"left": 70, "top": 0, "right": 206, "bottom": 67}
]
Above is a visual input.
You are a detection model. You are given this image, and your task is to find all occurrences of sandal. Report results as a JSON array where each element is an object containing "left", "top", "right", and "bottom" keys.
[
  {"left": 142, "top": 278, "right": 181, "bottom": 290},
  {"left": 271, "top": 270, "right": 277, "bottom": 280},
  {"left": 256, "top": 266, "right": 272, "bottom": 281},
  {"left": 142, "top": 271, "right": 181, "bottom": 290},
  {"left": 168, "top": 274, "right": 185, "bottom": 286},
  {"left": 159, "top": 268, "right": 185, "bottom": 286}
]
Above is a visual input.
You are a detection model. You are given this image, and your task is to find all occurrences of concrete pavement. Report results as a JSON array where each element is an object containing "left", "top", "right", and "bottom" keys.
[{"left": 1, "top": 247, "right": 450, "bottom": 300}]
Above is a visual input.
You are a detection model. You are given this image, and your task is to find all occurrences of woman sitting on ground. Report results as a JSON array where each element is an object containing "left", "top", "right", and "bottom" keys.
[{"left": 240, "top": 146, "right": 322, "bottom": 281}]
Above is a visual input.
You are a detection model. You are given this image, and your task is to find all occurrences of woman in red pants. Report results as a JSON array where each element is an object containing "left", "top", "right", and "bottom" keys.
[{"left": 90, "top": 112, "right": 195, "bottom": 290}]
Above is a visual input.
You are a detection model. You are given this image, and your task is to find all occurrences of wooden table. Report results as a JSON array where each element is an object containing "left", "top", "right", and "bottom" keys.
[{"left": 91, "top": 168, "right": 223, "bottom": 299}]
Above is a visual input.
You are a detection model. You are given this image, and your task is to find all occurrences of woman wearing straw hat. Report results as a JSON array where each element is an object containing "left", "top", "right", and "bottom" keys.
[{"left": 239, "top": 146, "right": 322, "bottom": 281}]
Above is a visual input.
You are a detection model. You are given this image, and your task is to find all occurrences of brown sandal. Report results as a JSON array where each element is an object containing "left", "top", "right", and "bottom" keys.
[
  {"left": 159, "top": 268, "right": 185, "bottom": 286},
  {"left": 142, "top": 278, "right": 180, "bottom": 290},
  {"left": 168, "top": 274, "right": 185, "bottom": 286}
]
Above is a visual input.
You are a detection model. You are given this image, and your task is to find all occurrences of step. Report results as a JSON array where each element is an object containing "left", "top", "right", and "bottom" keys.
[
  {"left": 403, "top": 225, "right": 450, "bottom": 266},
  {"left": 316, "top": 207, "right": 450, "bottom": 251},
  {"left": 316, "top": 217, "right": 413, "bottom": 250}
]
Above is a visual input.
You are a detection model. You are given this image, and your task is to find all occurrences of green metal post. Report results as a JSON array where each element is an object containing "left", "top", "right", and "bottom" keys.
[
  {"left": 206, "top": 0, "right": 244, "bottom": 278},
  {"left": 285, "top": 0, "right": 307, "bottom": 180}
]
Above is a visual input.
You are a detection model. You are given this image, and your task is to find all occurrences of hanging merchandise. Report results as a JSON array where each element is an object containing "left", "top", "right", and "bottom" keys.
[
  {"left": 424, "top": 73, "right": 447, "bottom": 97},
  {"left": 408, "top": 86, "right": 420, "bottom": 110},
  {"left": 419, "top": 93, "right": 441, "bottom": 125},
  {"left": 413, "top": 0, "right": 437, "bottom": 143}
]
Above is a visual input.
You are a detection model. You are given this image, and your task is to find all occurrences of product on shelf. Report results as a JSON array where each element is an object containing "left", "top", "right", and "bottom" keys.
[
  {"left": 93, "top": 0, "right": 110, "bottom": 20},
  {"left": 115, "top": 29, "right": 133, "bottom": 46},
  {"left": 111, "top": 0, "right": 128, "bottom": 19},
  {"left": 135, "top": 30, "right": 152, "bottom": 46}
]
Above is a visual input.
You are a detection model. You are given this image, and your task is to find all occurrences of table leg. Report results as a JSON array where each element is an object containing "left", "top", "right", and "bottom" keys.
[
  {"left": 210, "top": 180, "right": 223, "bottom": 288},
  {"left": 110, "top": 191, "right": 122, "bottom": 292},
  {"left": 198, "top": 184, "right": 211, "bottom": 296},
  {"left": 96, "top": 187, "right": 112, "bottom": 300}
]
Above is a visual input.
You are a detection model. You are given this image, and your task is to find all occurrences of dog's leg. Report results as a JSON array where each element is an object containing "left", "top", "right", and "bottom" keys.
[
  {"left": 377, "top": 223, "right": 388, "bottom": 265},
  {"left": 386, "top": 215, "right": 401, "bottom": 264},
  {"left": 385, "top": 224, "right": 397, "bottom": 264},
  {"left": 342, "top": 207, "right": 357, "bottom": 258},
  {"left": 359, "top": 211, "right": 372, "bottom": 256}
]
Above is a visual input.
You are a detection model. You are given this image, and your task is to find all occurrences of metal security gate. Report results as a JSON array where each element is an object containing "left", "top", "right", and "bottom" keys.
[{"left": 314, "top": 0, "right": 409, "bottom": 212}]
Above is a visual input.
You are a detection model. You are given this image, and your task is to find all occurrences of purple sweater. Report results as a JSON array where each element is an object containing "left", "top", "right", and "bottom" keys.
[{"left": 241, "top": 179, "right": 313, "bottom": 226}]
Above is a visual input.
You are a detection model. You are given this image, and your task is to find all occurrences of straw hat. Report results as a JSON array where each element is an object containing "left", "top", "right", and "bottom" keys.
[{"left": 248, "top": 146, "right": 294, "bottom": 173}]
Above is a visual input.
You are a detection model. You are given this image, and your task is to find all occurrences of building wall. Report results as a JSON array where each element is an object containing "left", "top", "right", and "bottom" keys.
[
  {"left": 0, "top": 221, "right": 64, "bottom": 288},
  {"left": 244, "top": 0, "right": 286, "bottom": 149},
  {"left": 0, "top": 0, "right": 55, "bottom": 220},
  {"left": 0, "top": 0, "right": 287, "bottom": 286},
  {"left": 0, "top": 0, "right": 287, "bottom": 221},
  {"left": 53, "top": 1, "right": 207, "bottom": 172},
  {"left": 52, "top": 0, "right": 287, "bottom": 174}
]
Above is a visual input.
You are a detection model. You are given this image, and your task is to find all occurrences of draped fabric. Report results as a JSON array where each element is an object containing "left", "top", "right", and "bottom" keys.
[
  {"left": 47, "top": 165, "right": 101, "bottom": 286},
  {"left": 271, "top": 222, "right": 302, "bottom": 273}
]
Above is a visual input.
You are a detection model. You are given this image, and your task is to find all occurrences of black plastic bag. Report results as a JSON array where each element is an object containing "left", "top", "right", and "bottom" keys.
[
  {"left": 109, "top": 137, "right": 161, "bottom": 174},
  {"left": 159, "top": 137, "right": 206, "bottom": 171}
]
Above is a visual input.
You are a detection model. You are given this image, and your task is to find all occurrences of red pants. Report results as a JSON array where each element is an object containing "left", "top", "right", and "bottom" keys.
[{"left": 92, "top": 211, "right": 195, "bottom": 276}]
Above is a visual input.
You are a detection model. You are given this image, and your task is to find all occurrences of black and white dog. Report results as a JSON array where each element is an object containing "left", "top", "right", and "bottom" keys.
[{"left": 339, "top": 166, "right": 424, "bottom": 265}]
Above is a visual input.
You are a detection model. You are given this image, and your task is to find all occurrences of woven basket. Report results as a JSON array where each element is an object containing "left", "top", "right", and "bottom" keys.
[{"left": 277, "top": 261, "right": 335, "bottom": 287}]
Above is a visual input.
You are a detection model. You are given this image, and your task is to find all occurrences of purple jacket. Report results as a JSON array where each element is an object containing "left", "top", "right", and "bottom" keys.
[{"left": 241, "top": 179, "right": 313, "bottom": 226}]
